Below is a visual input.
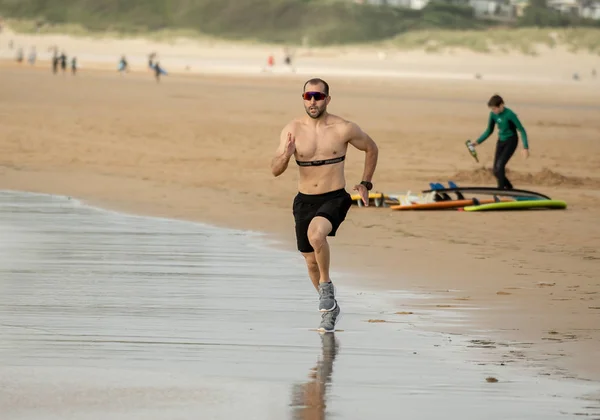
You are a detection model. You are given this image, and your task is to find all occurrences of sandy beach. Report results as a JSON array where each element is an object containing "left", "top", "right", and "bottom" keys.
[{"left": 1, "top": 26, "right": 600, "bottom": 401}]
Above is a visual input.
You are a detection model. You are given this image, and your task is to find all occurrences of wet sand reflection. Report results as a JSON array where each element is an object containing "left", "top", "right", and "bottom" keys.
[{"left": 290, "top": 333, "right": 339, "bottom": 419}]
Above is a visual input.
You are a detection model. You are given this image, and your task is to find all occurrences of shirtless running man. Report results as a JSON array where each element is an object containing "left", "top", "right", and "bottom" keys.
[{"left": 270, "top": 78, "right": 379, "bottom": 332}]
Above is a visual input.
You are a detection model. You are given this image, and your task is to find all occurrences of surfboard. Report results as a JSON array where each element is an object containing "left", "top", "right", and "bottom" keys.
[
  {"left": 421, "top": 186, "right": 551, "bottom": 200},
  {"left": 350, "top": 192, "right": 387, "bottom": 200},
  {"left": 150, "top": 63, "right": 168, "bottom": 75},
  {"left": 350, "top": 192, "right": 392, "bottom": 207},
  {"left": 390, "top": 197, "right": 513, "bottom": 211},
  {"left": 463, "top": 199, "right": 567, "bottom": 212}
]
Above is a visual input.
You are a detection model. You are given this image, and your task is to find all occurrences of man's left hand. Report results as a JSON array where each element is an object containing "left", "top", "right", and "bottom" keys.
[{"left": 353, "top": 184, "right": 369, "bottom": 206}]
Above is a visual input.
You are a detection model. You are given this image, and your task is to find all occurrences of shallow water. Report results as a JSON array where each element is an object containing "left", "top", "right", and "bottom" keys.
[{"left": 0, "top": 190, "right": 597, "bottom": 420}]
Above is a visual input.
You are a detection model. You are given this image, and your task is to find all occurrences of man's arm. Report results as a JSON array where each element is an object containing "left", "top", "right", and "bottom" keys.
[
  {"left": 271, "top": 125, "right": 295, "bottom": 177},
  {"left": 510, "top": 112, "right": 529, "bottom": 149},
  {"left": 475, "top": 113, "right": 495, "bottom": 145},
  {"left": 347, "top": 122, "right": 378, "bottom": 183}
]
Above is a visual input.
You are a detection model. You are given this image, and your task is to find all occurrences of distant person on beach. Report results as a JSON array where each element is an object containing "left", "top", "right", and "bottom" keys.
[
  {"left": 283, "top": 47, "right": 295, "bottom": 72},
  {"left": 50, "top": 46, "right": 59, "bottom": 74},
  {"left": 71, "top": 57, "right": 77, "bottom": 75},
  {"left": 118, "top": 55, "right": 129, "bottom": 74},
  {"left": 52, "top": 53, "right": 59, "bottom": 74},
  {"left": 60, "top": 52, "right": 67, "bottom": 74},
  {"left": 154, "top": 60, "right": 163, "bottom": 82},
  {"left": 270, "top": 78, "right": 379, "bottom": 333},
  {"left": 28, "top": 46, "right": 37, "bottom": 65},
  {"left": 471, "top": 94, "right": 529, "bottom": 190},
  {"left": 262, "top": 55, "right": 275, "bottom": 72},
  {"left": 148, "top": 52, "right": 156, "bottom": 71}
]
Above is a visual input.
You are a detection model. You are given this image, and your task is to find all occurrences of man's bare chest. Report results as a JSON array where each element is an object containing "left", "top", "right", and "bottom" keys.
[{"left": 295, "top": 130, "right": 346, "bottom": 160}]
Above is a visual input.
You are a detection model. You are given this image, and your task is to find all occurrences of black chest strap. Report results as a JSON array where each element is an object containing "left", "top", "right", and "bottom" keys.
[{"left": 296, "top": 155, "right": 345, "bottom": 167}]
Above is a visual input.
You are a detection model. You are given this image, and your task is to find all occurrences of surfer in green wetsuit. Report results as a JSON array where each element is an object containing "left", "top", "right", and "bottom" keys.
[{"left": 471, "top": 95, "right": 530, "bottom": 189}]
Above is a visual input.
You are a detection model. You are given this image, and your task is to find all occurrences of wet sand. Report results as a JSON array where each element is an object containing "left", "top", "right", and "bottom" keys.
[{"left": 1, "top": 190, "right": 599, "bottom": 419}]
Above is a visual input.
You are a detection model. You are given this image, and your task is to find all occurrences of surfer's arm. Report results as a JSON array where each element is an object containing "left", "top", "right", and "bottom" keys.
[
  {"left": 271, "top": 126, "right": 294, "bottom": 177},
  {"left": 511, "top": 113, "right": 529, "bottom": 149},
  {"left": 348, "top": 122, "right": 378, "bottom": 183},
  {"left": 475, "top": 113, "right": 495, "bottom": 144}
]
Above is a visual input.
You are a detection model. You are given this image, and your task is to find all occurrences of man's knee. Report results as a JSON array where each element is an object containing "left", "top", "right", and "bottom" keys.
[
  {"left": 307, "top": 217, "right": 332, "bottom": 252},
  {"left": 307, "top": 228, "right": 327, "bottom": 252}
]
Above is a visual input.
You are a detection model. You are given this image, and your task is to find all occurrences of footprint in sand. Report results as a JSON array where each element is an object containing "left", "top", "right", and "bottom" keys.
[
  {"left": 469, "top": 339, "right": 496, "bottom": 349},
  {"left": 542, "top": 330, "right": 578, "bottom": 342}
]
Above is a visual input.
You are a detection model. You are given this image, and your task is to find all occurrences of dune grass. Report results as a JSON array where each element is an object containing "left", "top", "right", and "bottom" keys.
[
  {"left": 4, "top": 19, "right": 221, "bottom": 44},
  {"left": 384, "top": 27, "right": 600, "bottom": 55},
  {"left": 4, "top": 18, "right": 600, "bottom": 56},
  {"left": 0, "top": 0, "right": 485, "bottom": 46}
]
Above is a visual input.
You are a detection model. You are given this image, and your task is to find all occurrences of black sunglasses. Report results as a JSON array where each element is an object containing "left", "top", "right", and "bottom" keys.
[{"left": 302, "top": 91, "right": 328, "bottom": 101}]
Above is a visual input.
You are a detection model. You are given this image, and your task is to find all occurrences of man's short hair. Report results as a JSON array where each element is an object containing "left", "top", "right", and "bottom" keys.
[
  {"left": 487, "top": 94, "right": 504, "bottom": 107},
  {"left": 303, "top": 78, "right": 329, "bottom": 96}
]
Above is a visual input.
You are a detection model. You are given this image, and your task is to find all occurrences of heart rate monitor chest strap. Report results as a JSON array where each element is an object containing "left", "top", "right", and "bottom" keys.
[{"left": 295, "top": 155, "right": 345, "bottom": 167}]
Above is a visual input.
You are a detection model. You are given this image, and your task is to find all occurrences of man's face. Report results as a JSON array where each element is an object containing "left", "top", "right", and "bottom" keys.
[
  {"left": 490, "top": 104, "right": 504, "bottom": 115},
  {"left": 302, "top": 83, "right": 330, "bottom": 119}
]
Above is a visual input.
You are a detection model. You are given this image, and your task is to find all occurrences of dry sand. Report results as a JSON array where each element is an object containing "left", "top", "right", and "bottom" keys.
[{"left": 1, "top": 29, "right": 600, "bottom": 386}]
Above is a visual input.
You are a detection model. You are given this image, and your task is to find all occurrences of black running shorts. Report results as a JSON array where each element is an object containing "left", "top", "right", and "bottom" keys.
[{"left": 292, "top": 188, "right": 353, "bottom": 253}]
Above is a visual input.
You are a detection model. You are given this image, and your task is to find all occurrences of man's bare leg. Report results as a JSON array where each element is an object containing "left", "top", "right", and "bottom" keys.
[
  {"left": 307, "top": 217, "right": 333, "bottom": 284},
  {"left": 302, "top": 252, "right": 320, "bottom": 291},
  {"left": 307, "top": 217, "right": 337, "bottom": 312}
]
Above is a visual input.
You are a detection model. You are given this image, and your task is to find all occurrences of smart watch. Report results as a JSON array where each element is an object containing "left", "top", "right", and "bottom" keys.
[{"left": 360, "top": 181, "right": 373, "bottom": 191}]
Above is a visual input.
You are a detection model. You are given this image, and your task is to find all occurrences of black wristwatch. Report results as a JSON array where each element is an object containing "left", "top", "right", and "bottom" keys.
[{"left": 360, "top": 181, "right": 373, "bottom": 191}]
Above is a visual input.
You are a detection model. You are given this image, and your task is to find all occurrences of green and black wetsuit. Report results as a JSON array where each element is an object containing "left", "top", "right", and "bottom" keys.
[{"left": 475, "top": 107, "right": 528, "bottom": 189}]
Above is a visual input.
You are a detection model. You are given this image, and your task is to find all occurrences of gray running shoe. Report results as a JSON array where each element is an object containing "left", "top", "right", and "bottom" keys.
[
  {"left": 318, "top": 282, "right": 337, "bottom": 312},
  {"left": 318, "top": 301, "right": 341, "bottom": 333}
]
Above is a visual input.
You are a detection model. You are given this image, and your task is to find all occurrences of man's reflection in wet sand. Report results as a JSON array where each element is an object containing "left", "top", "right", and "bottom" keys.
[{"left": 290, "top": 333, "right": 339, "bottom": 419}]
